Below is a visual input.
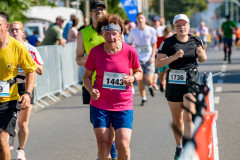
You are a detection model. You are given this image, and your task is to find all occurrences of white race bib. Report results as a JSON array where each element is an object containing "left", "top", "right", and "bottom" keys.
[
  {"left": 168, "top": 70, "right": 186, "bottom": 84},
  {"left": 137, "top": 45, "right": 150, "bottom": 54},
  {"left": 0, "top": 81, "right": 10, "bottom": 97},
  {"left": 103, "top": 72, "right": 127, "bottom": 90}
]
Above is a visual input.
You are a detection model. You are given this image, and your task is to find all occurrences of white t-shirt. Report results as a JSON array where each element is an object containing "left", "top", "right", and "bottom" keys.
[
  {"left": 128, "top": 25, "right": 157, "bottom": 62},
  {"left": 155, "top": 25, "right": 166, "bottom": 37},
  {"left": 17, "top": 42, "right": 44, "bottom": 84},
  {"left": 198, "top": 27, "right": 209, "bottom": 43}
]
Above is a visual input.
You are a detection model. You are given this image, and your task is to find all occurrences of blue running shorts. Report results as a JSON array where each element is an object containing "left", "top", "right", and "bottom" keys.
[
  {"left": 90, "top": 105, "right": 133, "bottom": 130},
  {"left": 223, "top": 38, "right": 233, "bottom": 48}
]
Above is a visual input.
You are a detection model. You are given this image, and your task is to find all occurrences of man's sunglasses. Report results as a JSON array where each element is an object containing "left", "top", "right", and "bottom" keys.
[{"left": 92, "top": 8, "right": 105, "bottom": 12}]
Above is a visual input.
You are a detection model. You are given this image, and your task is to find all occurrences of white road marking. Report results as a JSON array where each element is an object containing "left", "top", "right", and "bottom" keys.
[
  {"left": 221, "top": 68, "right": 226, "bottom": 72},
  {"left": 215, "top": 87, "right": 222, "bottom": 92},
  {"left": 214, "top": 96, "right": 220, "bottom": 104},
  {"left": 220, "top": 73, "right": 225, "bottom": 77}
]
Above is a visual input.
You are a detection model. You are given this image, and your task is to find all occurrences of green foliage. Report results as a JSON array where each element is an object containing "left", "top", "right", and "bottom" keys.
[
  {"left": 107, "top": 0, "right": 128, "bottom": 20},
  {"left": 0, "top": 0, "right": 30, "bottom": 22},
  {"left": 0, "top": 0, "right": 55, "bottom": 22},
  {"left": 151, "top": 0, "right": 208, "bottom": 24}
]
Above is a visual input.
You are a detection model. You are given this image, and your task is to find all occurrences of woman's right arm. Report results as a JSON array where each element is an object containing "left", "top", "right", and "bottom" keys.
[
  {"left": 156, "top": 49, "right": 184, "bottom": 68},
  {"left": 83, "top": 69, "right": 100, "bottom": 100}
]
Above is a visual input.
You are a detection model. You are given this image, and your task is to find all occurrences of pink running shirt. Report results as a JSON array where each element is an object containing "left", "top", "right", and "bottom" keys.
[{"left": 85, "top": 42, "right": 140, "bottom": 111}]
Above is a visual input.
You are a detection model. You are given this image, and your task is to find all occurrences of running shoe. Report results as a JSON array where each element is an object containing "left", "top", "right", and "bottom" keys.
[
  {"left": 140, "top": 99, "right": 147, "bottom": 106},
  {"left": 148, "top": 87, "right": 155, "bottom": 97},
  {"left": 174, "top": 147, "right": 183, "bottom": 160},
  {"left": 159, "top": 84, "right": 164, "bottom": 92},
  {"left": 16, "top": 149, "right": 26, "bottom": 160},
  {"left": 111, "top": 141, "right": 117, "bottom": 159}
]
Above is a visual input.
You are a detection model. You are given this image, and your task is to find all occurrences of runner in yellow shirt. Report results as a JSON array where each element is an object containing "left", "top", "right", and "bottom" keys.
[{"left": 0, "top": 11, "right": 37, "bottom": 160}]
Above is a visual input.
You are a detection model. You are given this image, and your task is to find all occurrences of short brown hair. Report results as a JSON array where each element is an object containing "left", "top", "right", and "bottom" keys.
[
  {"left": 136, "top": 12, "right": 146, "bottom": 18},
  {"left": 96, "top": 14, "right": 124, "bottom": 35},
  {"left": 163, "top": 26, "right": 171, "bottom": 34}
]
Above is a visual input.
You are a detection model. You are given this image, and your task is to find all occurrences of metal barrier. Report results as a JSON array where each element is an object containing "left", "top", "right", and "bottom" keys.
[
  {"left": 35, "top": 43, "right": 82, "bottom": 108},
  {"left": 59, "top": 42, "right": 81, "bottom": 94},
  {"left": 182, "top": 72, "right": 219, "bottom": 160}
]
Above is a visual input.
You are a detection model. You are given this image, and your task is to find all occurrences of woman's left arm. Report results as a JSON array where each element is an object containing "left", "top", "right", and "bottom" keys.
[{"left": 196, "top": 45, "right": 207, "bottom": 63}]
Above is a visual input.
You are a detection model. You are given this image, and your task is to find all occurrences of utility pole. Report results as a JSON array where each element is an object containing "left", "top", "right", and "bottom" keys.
[
  {"left": 104, "top": 0, "right": 108, "bottom": 9},
  {"left": 160, "top": 0, "right": 164, "bottom": 17},
  {"left": 65, "top": 0, "right": 70, "bottom": 7},
  {"left": 231, "top": 1, "right": 234, "bottom": 20},
  {"left": 225, "top": 0, "right": 229, "bottom": 16},
  {"left": 237, "top": 3, "right": 239, "bottom": 23},
  {"left": 84, "top": 0, "right": 90, "bottom": 20}
]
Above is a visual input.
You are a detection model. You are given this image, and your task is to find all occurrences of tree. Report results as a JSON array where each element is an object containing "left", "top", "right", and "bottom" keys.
[
  {"left": 0, "top": 0, "right": 55, "bottom": 22},
  {"left": 151, "top": 0, "right": 208, "bottom": 24},
  {"left": 107, "top": 0, "right": 128, "bottom": 20}
]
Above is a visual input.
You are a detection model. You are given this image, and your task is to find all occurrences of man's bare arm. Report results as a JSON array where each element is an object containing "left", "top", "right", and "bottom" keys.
[{"left": 76, "top": 31, "right": 88, "bottom": 66}]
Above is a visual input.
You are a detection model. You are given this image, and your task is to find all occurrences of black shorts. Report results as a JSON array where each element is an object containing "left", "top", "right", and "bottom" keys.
[
  {"left": 0, "top": 101, "right": 19, "bottom": 136},
  {"left": 18, "top": 83, "right": 34, "bottom": 104},
  {"left": 165, "top": 69, "right": 200, "bottom": 102},
  {"left": 82, "top": 86, "right": 90, "bottom": 104},
  {"left": 236, "top": 38, "right": 240, "bottom": 43}
]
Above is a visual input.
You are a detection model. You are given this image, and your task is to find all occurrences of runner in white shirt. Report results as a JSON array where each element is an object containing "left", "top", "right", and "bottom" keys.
[
  {"left": 9, "top": 21, "right": 44, "bottom": 160},
  {"left": 156, "top": 16, "right": 166, "bottom": 37},
  {"left": 128, "top": 12, "right": 157, "bottom": 106},
  {"left": 198, "top": 22, "right": 209, "bottom": 50},
  {"left": 152, "top": 15, "right": 162, "bottom": 91}
]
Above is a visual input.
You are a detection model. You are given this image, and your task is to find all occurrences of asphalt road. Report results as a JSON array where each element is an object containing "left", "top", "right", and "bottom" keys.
[{"left": 10, "top": 47, "right": 240, "bottom": 160}]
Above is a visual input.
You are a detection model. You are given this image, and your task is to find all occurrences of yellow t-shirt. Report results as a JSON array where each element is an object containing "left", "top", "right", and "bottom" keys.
[{"left": 0, "top": 36, "right": 37, "bottom": 103}]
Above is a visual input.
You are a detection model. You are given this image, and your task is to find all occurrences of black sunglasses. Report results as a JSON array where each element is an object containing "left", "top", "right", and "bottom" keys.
[{"left": 92, "top": 7, "right": 105, "bottom": 12}]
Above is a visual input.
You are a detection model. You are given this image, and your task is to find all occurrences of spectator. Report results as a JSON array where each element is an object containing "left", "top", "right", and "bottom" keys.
[
  {"left": 67, "top": 17, "right": 79, "bottom": 42},
  {"left": 41, "top": 16, "right": 66, "bottom": 46},
  {"left": 78, "top": 17, "right": 89, "bottom": 31},
  {"left": 63, "top": 14, "right": 77, "bottom": 40},
  {"left": 27, "top": 30, "right": 39, "bottom": 47}
]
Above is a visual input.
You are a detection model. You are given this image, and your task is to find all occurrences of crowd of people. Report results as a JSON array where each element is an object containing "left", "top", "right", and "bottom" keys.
[{"left": 0, "top": 0, "right": 239, "bottom": 160}]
